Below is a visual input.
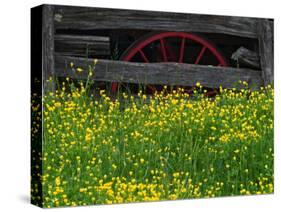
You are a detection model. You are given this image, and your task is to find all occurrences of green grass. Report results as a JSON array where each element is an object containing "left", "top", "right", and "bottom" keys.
[{"left": 40, "top": 81, "right": 274, "bottom": 207}]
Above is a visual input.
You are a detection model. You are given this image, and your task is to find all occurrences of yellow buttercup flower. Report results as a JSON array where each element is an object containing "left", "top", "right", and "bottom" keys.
[
  {"left": 55, "top": 176, "right": 61, "bottom": 186},
  {"left": 76, "top": 67, "right": 83, "bottom": 73}
]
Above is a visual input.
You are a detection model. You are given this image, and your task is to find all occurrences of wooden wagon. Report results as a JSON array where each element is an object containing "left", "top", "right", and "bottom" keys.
[{"left": 31, "top": 4, "right": 274, "bottom": 93}]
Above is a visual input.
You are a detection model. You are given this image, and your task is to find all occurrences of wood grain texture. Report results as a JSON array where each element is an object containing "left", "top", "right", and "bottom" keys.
[
  {"left": 55, "top": 34, "right": 110, "bottom": 57},
  {"left": 257, "top": 19, "right": 274, "bottom": 85},
  {"left": 55, "top": 55, "right": 263, "bottom": 89},
  {"left": 231, "top": 47, "right": 260, "bottom": 69},
  {"left": 53, "top": 5, "right": 259, "bottom": 38},
  {"left": 42, "top": 5, "right": 55, "bottom": 92}
]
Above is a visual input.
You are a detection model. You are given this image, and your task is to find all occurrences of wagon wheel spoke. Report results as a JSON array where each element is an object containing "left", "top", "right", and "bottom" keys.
[
  {"left": 178, "top": 37, "right": 185, "bottom": 63},
  {"left": 195, "top": 46, "right": 206, "bottom": 64},
  {"left": 160, "top": 38, "right": 168, "bottom": 62},
  {"left": 138, "top": 49, "right": 149, "bottom": 63}
]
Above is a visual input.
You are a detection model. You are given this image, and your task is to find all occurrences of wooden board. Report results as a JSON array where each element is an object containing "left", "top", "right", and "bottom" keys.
[
  {"left": 258, "top": 19, "right": 274, "bottom": 85},
  {"left": 53, "top": 5, "right": 260, "bottom": 38},
  {"left": 42, "top": 5, "right": 55, "bottom": 92},
  {"left": 55, "top": 55, "right": 263, "bottom": 89},
  {"left": 55, "top": 34, "right": 110, "bottom": 57},
  {"left": 231, "top": 47, "right": 260, "bottom": 69}
]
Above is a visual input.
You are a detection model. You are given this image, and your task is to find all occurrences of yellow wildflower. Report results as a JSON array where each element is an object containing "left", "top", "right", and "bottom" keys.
[{"left": 76, "top": 67, "right": 83, "bottom": 73}]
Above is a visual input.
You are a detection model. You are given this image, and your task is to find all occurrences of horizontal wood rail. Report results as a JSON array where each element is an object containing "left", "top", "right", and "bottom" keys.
[
  {"left": 54, "top": 34, "right": 110, "bottom": 57},
  {"left": 54, "top": 5, "right": 262, "bottom": 38},
  {"left": 55, "top": 55, "right": 263, "bottom": 89}
]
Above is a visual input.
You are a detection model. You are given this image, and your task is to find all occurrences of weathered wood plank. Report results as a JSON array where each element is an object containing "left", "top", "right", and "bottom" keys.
[
  {"left": 231, "top": 47, "right": 260, "bottom": 69},
  {"left": 55, "top": 55, "right": 263, "bottom": 89},
  {"left": 53, "top": 5, "right": 259, "bottom": 38},
  {"left": 55, "top": 34, "right": 110, "bottom": 57},
  {"left": 42, "top": 5, "right": 55, "bottom": 92},
  {"left": 257, "top": 19, "right": 274, "bottom": 85}
]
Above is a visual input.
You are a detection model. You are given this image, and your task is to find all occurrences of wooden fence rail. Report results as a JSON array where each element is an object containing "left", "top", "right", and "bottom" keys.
[
  {"left": 55, "top": 55, "right": 263, "bottom": 89},
  {"left": 55, "top": 34, "right": 110, "bottom": 57},
  {"left": 54, "top": 5, "right": 260, "bottom": 38}
]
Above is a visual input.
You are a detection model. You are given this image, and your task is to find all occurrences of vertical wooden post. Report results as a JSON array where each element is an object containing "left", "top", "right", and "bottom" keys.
[
  {"left": 42, "top": 5, "right": 55, "bottom": 93},
  {"left": 258, "top": 19, "right": 274, "bottom": 86}
]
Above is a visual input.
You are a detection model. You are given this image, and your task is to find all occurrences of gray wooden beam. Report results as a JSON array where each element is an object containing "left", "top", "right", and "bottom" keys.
[
  {"left": 231, "top": 47, "right": 260, "bottom": 69},
  {"left": 55, "top": 55, "right": 263, "bottom": 89},
  {"left": 42, "top": 5, "right": 55, "bottom": 93},
  {"left": 257, "top": 19, "right": 274, "bottom": 85},
  {"left": 55, "top": 34, "right": 110, "bottom": 57},
  {"left": 53, "top": 5, "right": 259, "bottom": 38}
]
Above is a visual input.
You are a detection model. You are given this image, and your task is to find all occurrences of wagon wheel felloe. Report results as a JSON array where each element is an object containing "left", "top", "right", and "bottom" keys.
[{"left": 111, "top": 31, "right": 228, "bottom": 93}]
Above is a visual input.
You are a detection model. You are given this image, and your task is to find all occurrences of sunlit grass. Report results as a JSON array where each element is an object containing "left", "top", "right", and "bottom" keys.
[{"left": 39, "top": 78, "right": 273, "bottom": 207}]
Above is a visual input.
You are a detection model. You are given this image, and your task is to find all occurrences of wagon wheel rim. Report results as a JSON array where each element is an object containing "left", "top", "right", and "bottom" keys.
[{"left": 111, "top": 31, "right": 227, "bottom": 93}]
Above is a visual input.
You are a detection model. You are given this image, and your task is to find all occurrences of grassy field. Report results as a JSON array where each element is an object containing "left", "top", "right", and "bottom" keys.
[{"left": 39, "top": 79, "right": 273, "bottom": 207}]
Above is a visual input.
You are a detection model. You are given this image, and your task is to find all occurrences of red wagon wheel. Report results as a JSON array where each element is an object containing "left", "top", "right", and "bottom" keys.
[{"left": 111, "top": 31, "right": 227, "bottom": 93}]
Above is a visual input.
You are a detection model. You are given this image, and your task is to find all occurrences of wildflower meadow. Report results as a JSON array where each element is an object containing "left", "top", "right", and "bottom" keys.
[{"left": 32, "top": 70, "right": 274, "bottom": 207}]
